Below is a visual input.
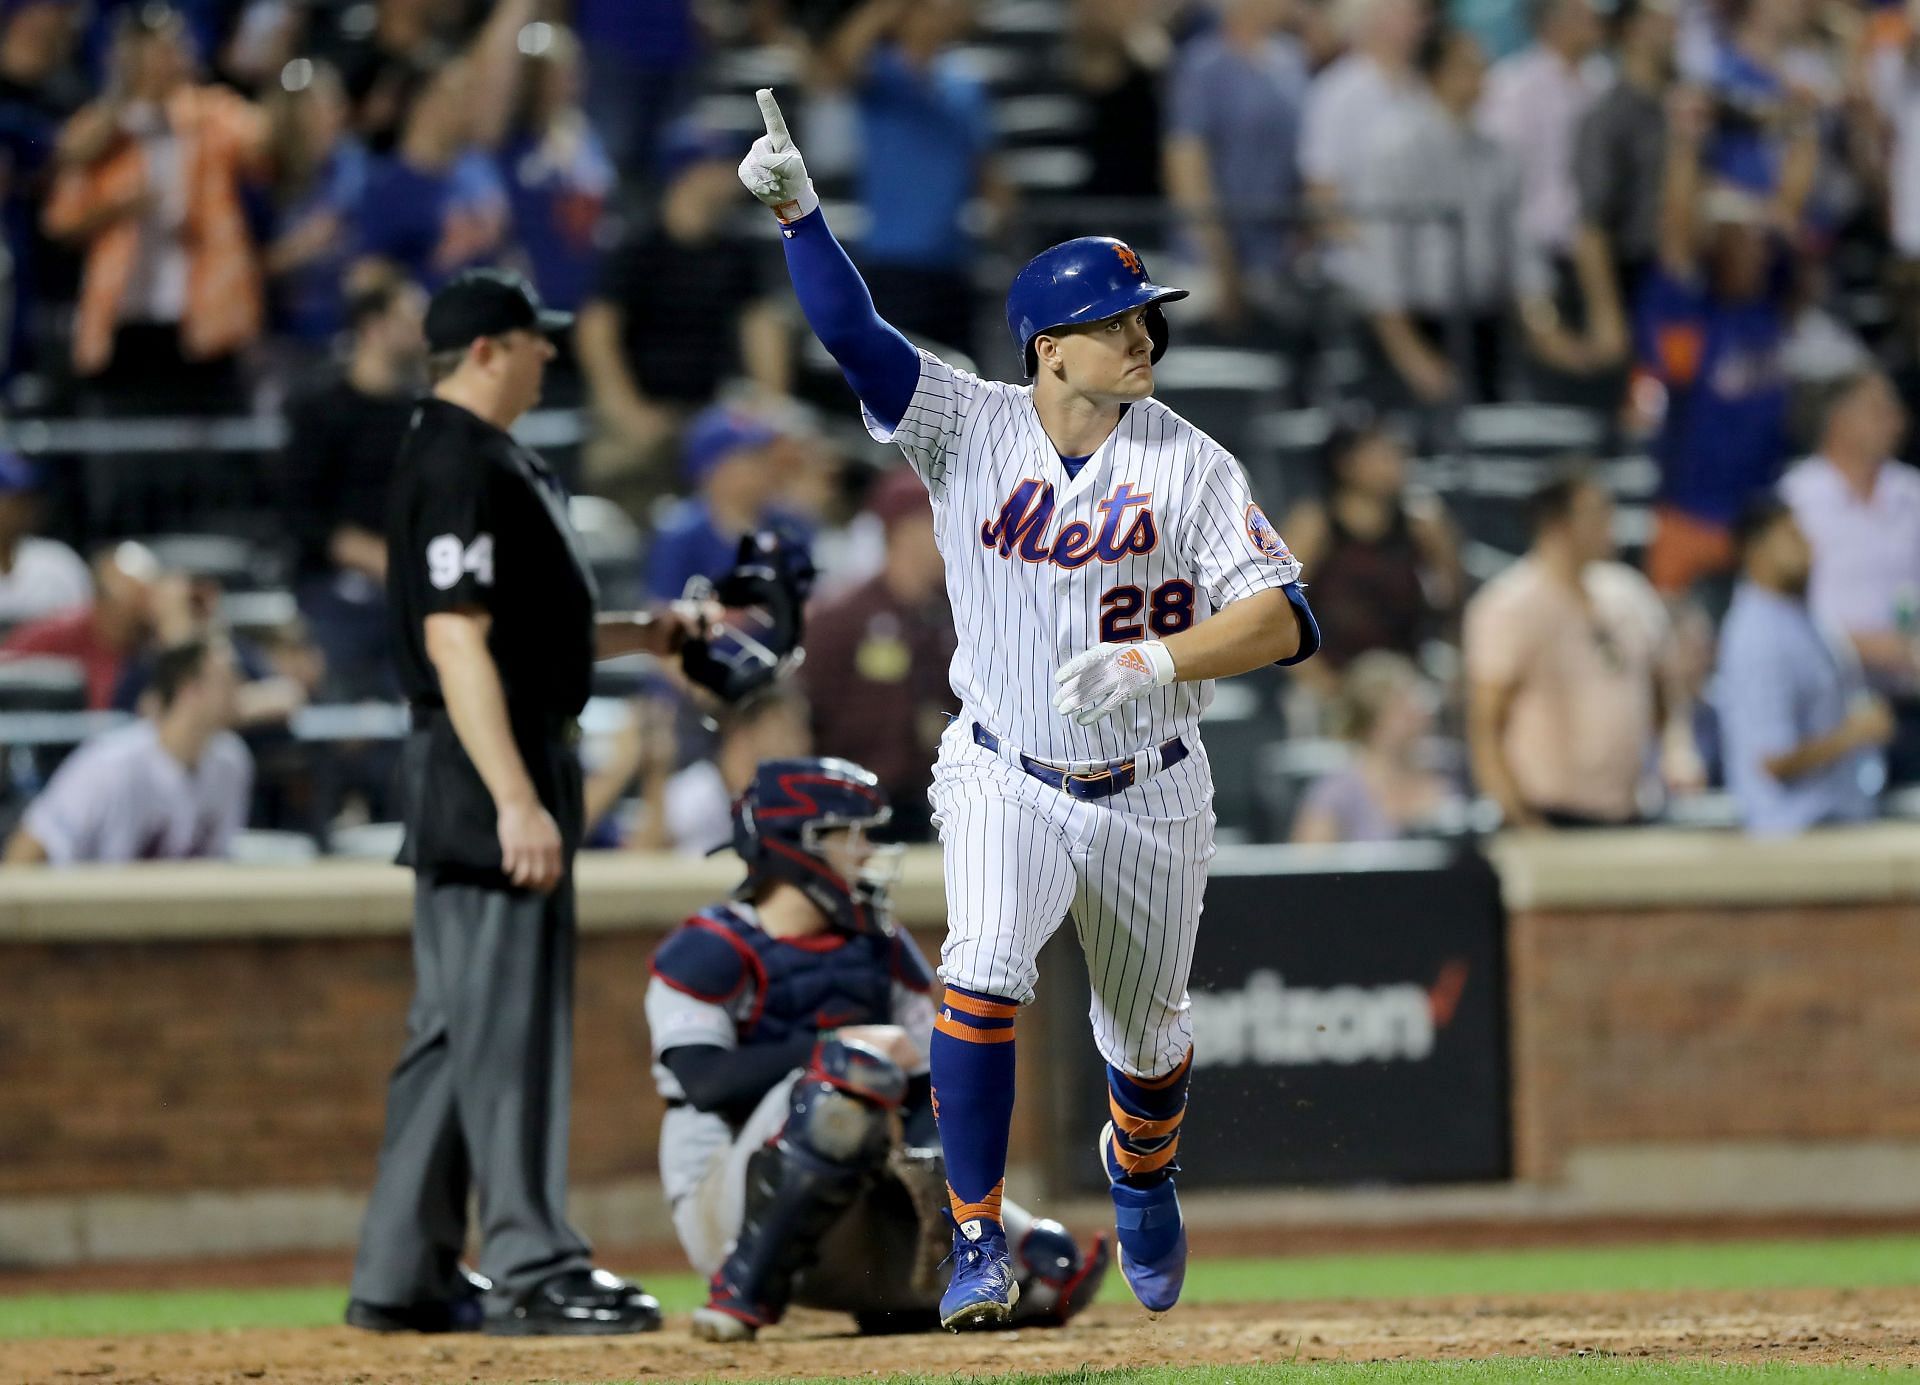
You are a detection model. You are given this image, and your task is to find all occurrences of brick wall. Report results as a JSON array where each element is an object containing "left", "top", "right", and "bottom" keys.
[
  {"left": 1508, "top": 903, "right": 1920, "bottom": 1180},
  {"left": 0, "top": 925, "right": 991, "bottom": 1199},
  {"left": 21, "top": 892, "right": 1919, "bottom": 1205}
]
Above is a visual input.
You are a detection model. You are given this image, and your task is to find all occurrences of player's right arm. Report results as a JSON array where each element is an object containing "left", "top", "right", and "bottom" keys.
[{"left": 739, "top": 89, "right": 974, "bottom": 487}]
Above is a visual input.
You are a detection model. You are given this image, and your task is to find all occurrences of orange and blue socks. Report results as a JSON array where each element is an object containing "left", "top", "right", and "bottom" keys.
[
  {"left": 1104, "top": 1049, "right": 1192, "bottom": 1311},
  {"left": 1101, "top": 1049, "right": 1192, "bottom": 1187},
  {"left": 930, "top": 984, "right": 1019, "bottom": 1229}
]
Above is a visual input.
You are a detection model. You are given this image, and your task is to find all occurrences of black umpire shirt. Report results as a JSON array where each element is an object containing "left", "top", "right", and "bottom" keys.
[{"left": 387, "top": 398, "right": 598, "bottom": 880}]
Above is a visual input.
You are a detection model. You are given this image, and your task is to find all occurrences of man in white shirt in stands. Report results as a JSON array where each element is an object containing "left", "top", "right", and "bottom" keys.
[
  {"left": 1300, "top": 0, "right": 1428, "bottom": 223},
  {"left": 4, "top": 637, "right": 251, "bottom": 864},
  {"left": 1477, "top": 0, "right": 1604, "bottom": 265},
  {"left": 0, "top": 452, "right": 90, "bottom": 626},
  {"left": 1779, "top": 370, "right": 1920, "bottom": 694}
]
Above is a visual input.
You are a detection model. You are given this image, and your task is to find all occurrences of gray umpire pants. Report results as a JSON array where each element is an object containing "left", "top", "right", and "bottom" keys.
[{"left": 350, "top": 874, "right": 593, "bottom": 1312}]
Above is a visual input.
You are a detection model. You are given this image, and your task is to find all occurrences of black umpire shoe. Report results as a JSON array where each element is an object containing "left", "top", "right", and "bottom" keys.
[
  {"left": 345, "top": 1265, "right": 490, "bottom": 1334},
  {"left": 483, "top": 1267, "right": 663, "bottom": 1336}
]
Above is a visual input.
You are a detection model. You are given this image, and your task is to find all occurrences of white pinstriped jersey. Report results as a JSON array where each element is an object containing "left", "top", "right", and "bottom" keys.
[{"left": 866, "top": 349, "right": 1302, "bottom": 772}]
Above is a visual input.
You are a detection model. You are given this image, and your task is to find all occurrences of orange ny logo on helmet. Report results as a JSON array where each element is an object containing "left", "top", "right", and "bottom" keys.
[{"left": 1112, "top": 243, "right": 1144, "bottom": 277}]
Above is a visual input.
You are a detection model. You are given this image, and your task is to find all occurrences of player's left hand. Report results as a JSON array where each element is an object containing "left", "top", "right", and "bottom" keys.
[
  {"left": 1052, "top": 640, "right": 1177, "bottom": 727},
  {"left": 739, "top": 88, "right": 819, "bottom": 224}
]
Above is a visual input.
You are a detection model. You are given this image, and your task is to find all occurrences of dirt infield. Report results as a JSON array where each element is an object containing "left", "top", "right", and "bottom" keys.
[{"left": 11, "top": 1288, "right": 1920, "bottom": 1384}]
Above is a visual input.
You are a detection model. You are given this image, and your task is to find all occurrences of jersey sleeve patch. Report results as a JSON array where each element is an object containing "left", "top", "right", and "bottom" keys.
[
  {"left": 888, "top": 929, "right": 936, "bottom": 994},
  {"left": 1245, "top": 503, "right": 1293, "bottom": 564},
  {"left": 650, "top": 921, "right": 752, "bottom": 1002}
]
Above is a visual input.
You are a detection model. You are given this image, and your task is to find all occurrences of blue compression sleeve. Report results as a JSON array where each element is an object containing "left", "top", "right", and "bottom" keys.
[{"left": 778, "top": 209, "right": 921, "bottom": 433}]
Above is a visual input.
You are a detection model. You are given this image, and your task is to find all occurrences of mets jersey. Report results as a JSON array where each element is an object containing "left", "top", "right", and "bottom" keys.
[{"left": 866, "top": 350, "right": 1303, "bottom": 771}]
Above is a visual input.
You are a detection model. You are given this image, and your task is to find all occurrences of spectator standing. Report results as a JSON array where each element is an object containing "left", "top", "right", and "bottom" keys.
[
  {"left": 1716, "top": 498, "right": 1889, "bottom": 835},
  {"left": 1464, "top": 472, "right": 1688, "bottom": 827},
  {"left": 1291, "top": 650, "right": 1461, "bottom": 842},
  {"left": 645, "top": 406, "right": 796, "bottom": 602},
  {"left": 1570, "top": 0, "right": 1677, "bottom": 369},
  {"left": 1637, "top": 87, "right": 1813, "bottom": 595},
  {"left": 0, "top": 452, "right": 91, "bottom": 625},
  {"left": 262, "top": 58, "right": 370, "bottom": 348},
  {"left": 305, "top": 0, "right": 444, "bottom": 153},
  {"left": 1699, "top": 0, "right": 1826, "bottom": 195},
  {"left": 1065, "top": 0, "right": 1168, "bottom": 201},
  {"left": 1866, "top": 0, "right": 1920, "bottom": 290},
  {"left": 1478, "top": 0, "right": 1604, "bottom": 263},
  {"left": 0, "top": 0, "right": 84, "bottom": 384},
  {"left": 799, "top": 469, "right": 956, "bottom": 841},
  {"left": 627, "top": 687, "right": 812, "bottom": 855},
  {"left": 43, "top": 5, "right": 268, "bottom": 414},
  {"left": 821, "top": 0, "right": 1003, "bottom": 356},
  {"left": 1279, "top": 421, "right": 1461, "bottom": 676},
  {"left": 1780, "top": 370, "right": 1920, "bottom": 693},
  {"left": 1299, "top": 0, "right": 1427, "bottom": 223},
  {"left": 1161, "top": 0, "right": 1309, "bottom": 334},
  {"left": 354, "top": 0, "right": 533, "bottom": 291},
  {"left": 499, "top": 23, "right": 612, "bottom": 317},
  {"left": 575, "top": 124, "right": 791, "bottom": 516},
  {"left": 1479, "top": 0, "right": 1620, "bottom": 398},
  {"left": 1354, "top": 25, "right": 1593, "bottom": 403},
  {"left": 3, "top": 541, "right": 186, "bottom": 708},
  {"left": 3, "top": 637, "right": 251, "bottom": 864},
  {"left": 574, "top": 0, "right": 700, "bottom": 178},
  {"left": 282, "top": 268, "right": 426, "bottom": 698}
]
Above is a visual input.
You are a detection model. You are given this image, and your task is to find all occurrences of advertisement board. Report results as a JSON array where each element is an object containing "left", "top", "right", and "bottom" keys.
[{"left": 1042, "top": 842, "right": 1510, "bottom": 1190}]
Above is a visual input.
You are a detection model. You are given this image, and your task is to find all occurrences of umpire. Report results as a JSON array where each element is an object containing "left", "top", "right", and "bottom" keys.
[{"left": 348, "top": 269, "right": 684, "bottom": 1337}]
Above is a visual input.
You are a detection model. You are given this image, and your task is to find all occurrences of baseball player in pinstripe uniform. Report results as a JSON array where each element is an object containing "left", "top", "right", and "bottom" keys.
[{"left": 739, "top": 90, "right": 1320, "bottom": 1329}]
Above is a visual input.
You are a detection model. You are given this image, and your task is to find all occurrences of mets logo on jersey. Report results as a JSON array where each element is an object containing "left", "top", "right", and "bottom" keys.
[
  {"left": 1245, "top": 504, "right": 1291, "bottom": 563},
  {"left": 981, "top": 479, "right": 1157, "bottom": 568}
]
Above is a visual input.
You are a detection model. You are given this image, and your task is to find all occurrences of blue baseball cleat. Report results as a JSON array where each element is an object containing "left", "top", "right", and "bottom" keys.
[
  {"left": 939, "top": 1218, "right": 1020, "bottom": 1331},
  {"left": 1100, "top": 1121, "right": 1187, "bottom": 1313}
]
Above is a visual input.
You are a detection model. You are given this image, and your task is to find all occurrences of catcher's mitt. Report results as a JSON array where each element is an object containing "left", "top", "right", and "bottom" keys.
[{"left": 680, "top": 529, "right": 816, "bottom": 703}]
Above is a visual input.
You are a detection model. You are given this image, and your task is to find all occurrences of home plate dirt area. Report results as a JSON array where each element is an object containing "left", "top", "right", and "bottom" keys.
[{"left": 9, "top": 1287, "right": 1920, "bottom": 1385}]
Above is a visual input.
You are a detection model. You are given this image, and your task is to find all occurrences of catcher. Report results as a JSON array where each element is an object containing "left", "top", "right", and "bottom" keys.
[{"left": 646, "top": 756, "right": 1109, "bottom": 1341}]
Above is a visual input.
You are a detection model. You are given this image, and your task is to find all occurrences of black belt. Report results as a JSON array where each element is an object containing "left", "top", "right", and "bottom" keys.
[
  {"left": 410, "top": 702, "right": 582, "bottom": 747},
  {"left": 972, "top": 722, "right": 1187, "bottom": 802}
]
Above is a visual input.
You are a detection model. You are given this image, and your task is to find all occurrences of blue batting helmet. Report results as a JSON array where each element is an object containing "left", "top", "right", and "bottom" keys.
[
  {"left": 1005, "top": 237, "right": 1189, "bottom": 379},
  {"left": 731, "top": 757, "right": 900, "bottom": 935}
]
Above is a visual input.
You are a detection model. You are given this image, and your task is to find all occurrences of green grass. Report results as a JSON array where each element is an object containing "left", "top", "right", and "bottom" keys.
[
  {"left": 1177, "top": 1235, "right": 1920, "bottom": 1302},
  {"left": 761, "top": 1372, "right": 1920, "bottom": 1385},
  {"left": 675, "top": 1370, "right": 1920, "bottom": 1385},
  {"left": 2, "top": 1234, "right": 1918, "bottom": 1343}
]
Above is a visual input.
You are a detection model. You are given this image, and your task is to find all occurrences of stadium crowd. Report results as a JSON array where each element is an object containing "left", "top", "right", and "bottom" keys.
[{"left": 1, "top": 0, "right": 1919, "bottom": 857}]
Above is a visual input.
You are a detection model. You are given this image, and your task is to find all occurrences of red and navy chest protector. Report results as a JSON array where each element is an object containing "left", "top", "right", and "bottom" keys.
[{"left": 650, "top": 904, "right": 934, "bottom": 1044}]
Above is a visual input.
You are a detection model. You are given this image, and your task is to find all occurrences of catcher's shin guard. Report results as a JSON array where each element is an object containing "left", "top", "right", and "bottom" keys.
[{"left": 694, "top": 1039, "right": 905, "bottom": 1340}]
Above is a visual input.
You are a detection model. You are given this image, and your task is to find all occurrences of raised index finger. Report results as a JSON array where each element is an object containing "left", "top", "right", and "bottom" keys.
[{"left": 756, "top": 88, "right": 791, "bottom": 152}]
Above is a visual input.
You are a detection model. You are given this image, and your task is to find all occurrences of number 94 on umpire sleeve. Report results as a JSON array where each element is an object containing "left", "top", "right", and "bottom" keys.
[{"left": 427, "top": 533, "right": 495, "bottom": 591}]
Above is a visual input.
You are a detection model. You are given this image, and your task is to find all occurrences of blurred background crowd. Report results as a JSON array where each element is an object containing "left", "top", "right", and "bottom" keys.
[{"left": 2, "top": 0, "right": 1920, "bottom": 862}]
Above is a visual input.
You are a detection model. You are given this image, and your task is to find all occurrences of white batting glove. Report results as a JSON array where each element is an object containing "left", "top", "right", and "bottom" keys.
[
  {"left": 739, "top": 88, "right": 819, "bottom": 224},
  {"left": 1052, "top": 641, "right": 1177, "bottom": 727}
]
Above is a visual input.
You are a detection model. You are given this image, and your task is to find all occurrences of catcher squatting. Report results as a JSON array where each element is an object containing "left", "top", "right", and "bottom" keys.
[{"left": 653, "top": 91, "right": 1321, "bottom": 1340}]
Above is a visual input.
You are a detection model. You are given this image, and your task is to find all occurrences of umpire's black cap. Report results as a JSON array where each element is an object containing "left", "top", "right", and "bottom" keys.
[{"left": 424, "top": 268, "right": 572, "bottom": 352}]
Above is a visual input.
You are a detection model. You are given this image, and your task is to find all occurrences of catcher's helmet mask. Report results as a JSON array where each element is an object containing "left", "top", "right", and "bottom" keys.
[
  {"left": 679, "top": 529, "right": 815, "bottom": 704},
  {"left": 1006, "top": 236, "right": 1189, "bottom": 380},
  {"left": 731, "top": 757, "right": 903, "bottom": 936}
]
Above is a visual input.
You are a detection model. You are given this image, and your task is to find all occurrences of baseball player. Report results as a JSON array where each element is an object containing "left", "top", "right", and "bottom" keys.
[
  {"left": 739, "top": 92, "right": 1320, "bottom": 1329},
  {"left": 647, "top": 756, "right": 1108, "bottom": 1342}
]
